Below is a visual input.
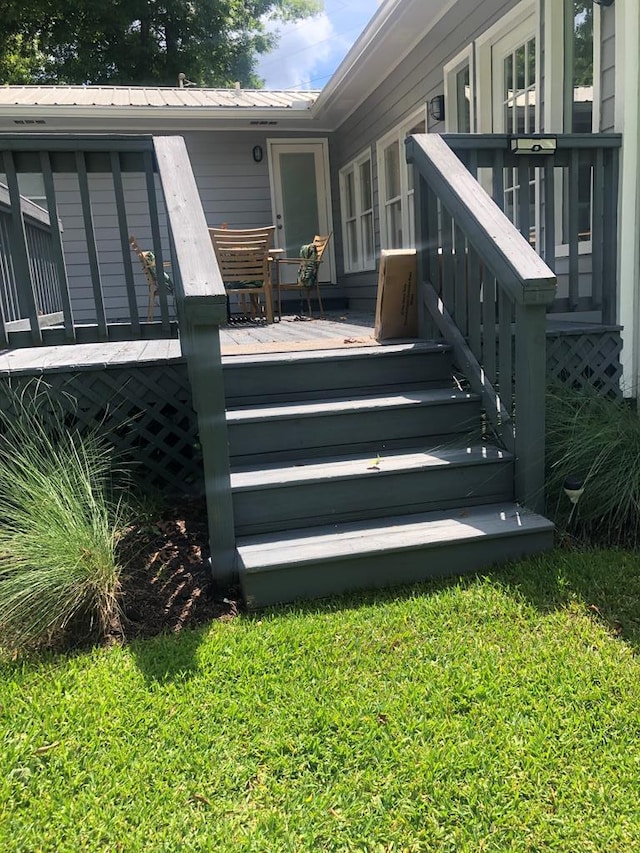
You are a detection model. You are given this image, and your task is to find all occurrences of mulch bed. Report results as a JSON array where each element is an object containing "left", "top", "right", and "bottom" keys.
[{"left": 117, "top": 498, "right": 241, "bottom": 641}]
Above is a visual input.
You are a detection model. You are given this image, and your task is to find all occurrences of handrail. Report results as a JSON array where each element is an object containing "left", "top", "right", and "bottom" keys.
[
  {"left": 406, "top": 133, "right": 557, "bottom": 513},
  {"left": 153, "top": 135, "right": 235, "bottom": 585},
  {"left": 406, "top": 134, "right": 556, "bottom": 306}
]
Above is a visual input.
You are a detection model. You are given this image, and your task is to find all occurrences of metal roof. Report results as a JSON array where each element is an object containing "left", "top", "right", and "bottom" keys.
[{"left": 0, "top": 85, "right": 319, "bottom": 110}]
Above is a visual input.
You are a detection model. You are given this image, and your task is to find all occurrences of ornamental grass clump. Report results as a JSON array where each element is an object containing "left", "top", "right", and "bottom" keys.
[
  {"left": 546, "top": 382, "right": 640, "bottom": 545},
  {"left": 0, "top": 390, "right": 129, "bottom": 651}
]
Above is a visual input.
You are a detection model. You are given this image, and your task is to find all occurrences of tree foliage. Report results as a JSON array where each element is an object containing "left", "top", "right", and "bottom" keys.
[
  {"left": 572, "top": 0, "right": 594, "bottom": 88},
  {"left": 0, "top": 0, "right": 321, "bottom": 87}
]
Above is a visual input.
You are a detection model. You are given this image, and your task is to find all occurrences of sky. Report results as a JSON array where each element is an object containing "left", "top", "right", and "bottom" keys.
[{"left": 256, "top": 0, "right": 383, "bottom": 91}]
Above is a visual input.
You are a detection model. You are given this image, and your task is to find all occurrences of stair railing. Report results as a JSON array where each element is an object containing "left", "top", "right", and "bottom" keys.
[
  {"left": 154, "top": 135, "right": 236, "bottom": 585},
  {"left": 405, "top": 133, "right": 557, "bottom": 513},
  {"left": 442, "top": 133, "right": 621, "bottom": 324}
]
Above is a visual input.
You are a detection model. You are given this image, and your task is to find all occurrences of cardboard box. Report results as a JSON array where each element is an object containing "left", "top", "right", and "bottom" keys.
[{"left": 374, "top": 249, "right": 418, "bottom": 340}]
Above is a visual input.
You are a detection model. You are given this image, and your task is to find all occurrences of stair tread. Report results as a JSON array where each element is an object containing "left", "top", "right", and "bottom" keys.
[
  {"left": 227, "top": 387, "right": 478, "bottom": 421},
  {"left": 238, "top": 503, "right": 554, "bottom": 572},
  {"left": 231, "top": 443, "right": 511, "bottom": 490},
  {"left": 222, "top": 340, "right": 450, "bottom": 368}
]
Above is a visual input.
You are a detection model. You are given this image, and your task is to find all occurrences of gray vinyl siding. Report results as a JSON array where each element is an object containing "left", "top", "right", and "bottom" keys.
[
  {"left": 52, "top": 171, "right": 161, "bottom": 324},
  {"left": 182, "top": 130, "right": 273, "bottom": 229},
  {"left": 600, "top": 5, "right": 615, "bottom": 133},
  {"left": 331, "top": 0, "right": 522, "bottom": 309}
]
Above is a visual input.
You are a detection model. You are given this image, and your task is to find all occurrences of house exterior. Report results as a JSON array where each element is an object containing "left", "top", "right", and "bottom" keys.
[{"left": 0, "top": 0, "right": 637, "bottom": 389}]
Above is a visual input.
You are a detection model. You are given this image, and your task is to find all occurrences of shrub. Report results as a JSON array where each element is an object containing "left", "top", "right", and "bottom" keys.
[
  {"left": 0, "top": 387, "right": 129, "bottom": 651},
  {"left": 546, "top": 383, "right": 640, "bottom": 545}
]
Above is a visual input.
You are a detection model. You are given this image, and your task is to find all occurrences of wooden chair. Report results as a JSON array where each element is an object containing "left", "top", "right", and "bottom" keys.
[
  {"left": 129, "top": 235, "right": 173, "bottom": 321},
  {"left": 209, "top": 227, "right": 276, "bottom": 323},
  {"left": 275, "top": 234, "right": 332, "bottom": 319}
]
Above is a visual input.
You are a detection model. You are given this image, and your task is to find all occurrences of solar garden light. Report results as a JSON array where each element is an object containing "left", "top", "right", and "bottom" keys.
[
  {"left": 563, "top": 475, "right": 585, "bottom": 504},
  {"left": 563, "top": 475, "right": 585, "bottom": 529}
]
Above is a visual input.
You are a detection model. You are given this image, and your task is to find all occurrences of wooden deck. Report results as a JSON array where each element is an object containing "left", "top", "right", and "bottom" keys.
[
  {"left": 0, "top": 311, "right": 381, "bottom": 375},
  {"left": 0, "top": 310, "right": 621, "bottom": 402}
]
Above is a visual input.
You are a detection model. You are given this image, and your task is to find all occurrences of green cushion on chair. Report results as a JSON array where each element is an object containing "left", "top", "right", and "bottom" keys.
[
  {"left": 143, "top": 251, "right": 174, "bottom": 293},
  {"left": 297, "top": 243, "right": 319, "bottom": 287}
]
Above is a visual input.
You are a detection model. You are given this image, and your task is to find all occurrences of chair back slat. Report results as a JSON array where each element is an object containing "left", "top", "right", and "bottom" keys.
[
  {"left": 208, "top": 226, "right": 275, "bottom": 322},
  {"left": 312, "top": 233, "right": 331, "bottom": 262}
]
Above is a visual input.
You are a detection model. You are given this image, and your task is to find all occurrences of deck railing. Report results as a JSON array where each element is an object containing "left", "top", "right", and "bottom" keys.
[
  {"left": 0, "top": 135, "right": 178, "bottom": 347},
  {"left": 0, "top": 184, "right": 66, "bottom": 336},
  {"left": 442, "top": 133, "right": 621, "bottom": 323},
  {"left": 0, "top": 134, "right": 236, "bottom": 585},
  {"left": 406, "top": 134, "right": 557, "bottom": 513}
]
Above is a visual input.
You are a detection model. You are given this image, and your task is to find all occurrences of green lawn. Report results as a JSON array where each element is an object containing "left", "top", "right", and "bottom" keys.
[{"left": 2, "top": 549, "right": 640, "bottom": 852}]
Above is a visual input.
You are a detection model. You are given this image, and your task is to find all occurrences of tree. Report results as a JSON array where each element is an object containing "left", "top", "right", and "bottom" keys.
[
  {"left": 0, "top": 0, "right": 321, "bottom": 87},
  {"left": 572, "top": 0, "right": 594, "bottom": 88}
]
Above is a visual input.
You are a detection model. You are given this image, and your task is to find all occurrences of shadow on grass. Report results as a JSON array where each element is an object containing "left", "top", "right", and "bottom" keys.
[
  {"left": 490, "top": 545, "right": 640, "bottom": 650},
  {"left": 257, "top": 544, "right": 640, "bottom": 653},
  {"left": 126, "top": 544, "right": 640, "bottom": 682},
  {"left": 129, "top": 623, "right": 210, "bottom": 684}
]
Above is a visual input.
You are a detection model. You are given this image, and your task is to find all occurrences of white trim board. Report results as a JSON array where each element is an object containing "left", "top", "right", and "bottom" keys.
[
  {"left": 443, "top": 44, "right": 475, "bottom": 133},
  {"left": 615, "top": 0, "right": 640, "bottom": 395}
]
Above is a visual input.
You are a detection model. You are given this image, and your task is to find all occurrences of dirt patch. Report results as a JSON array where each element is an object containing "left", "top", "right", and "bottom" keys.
[{"left": 117, "top": 498, "right": 241, "bottom": 641}]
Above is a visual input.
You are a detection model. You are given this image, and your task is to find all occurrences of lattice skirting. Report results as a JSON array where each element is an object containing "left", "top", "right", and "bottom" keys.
[
  {"left": 0, "top": 361, "right": 202, "bottom": 495},
  {"left": 546, "top": 328, "right": 623, "bottom": 398}
]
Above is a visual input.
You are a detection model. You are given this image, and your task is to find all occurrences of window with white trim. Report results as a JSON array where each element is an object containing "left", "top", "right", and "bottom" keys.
[
  {"left": 444, "top": 46, "right": 475, "bottom": 133},
  {"left": 339, "top": 149, "right": 375, "bottom": 273},
  {"left": 376, "top": 108, "right": 427, "bottom": 250}
]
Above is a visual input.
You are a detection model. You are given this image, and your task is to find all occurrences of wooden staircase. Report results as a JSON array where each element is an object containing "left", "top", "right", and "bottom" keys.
[{"left": 223, "top": 343, "right": 554, "bottom": 608}]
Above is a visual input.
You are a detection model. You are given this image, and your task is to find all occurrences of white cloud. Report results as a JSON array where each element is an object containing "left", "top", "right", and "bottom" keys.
[
  {"left": 256, "top": 1, "right": 379, "bottom": 90},
  {"left": 256, "top": 13, "right": 337, "bottom": 90}
]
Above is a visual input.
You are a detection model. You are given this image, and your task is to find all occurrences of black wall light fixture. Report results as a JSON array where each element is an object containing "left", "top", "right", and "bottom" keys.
[
  {"left": 252, "top": 145, "right": 263, "bottom": 163},
  {"left": 593, "top": 0, "right": 614, "bottom": 6},
  {"left": 429, "top": 95, "right": 445, "bottom": 123}
]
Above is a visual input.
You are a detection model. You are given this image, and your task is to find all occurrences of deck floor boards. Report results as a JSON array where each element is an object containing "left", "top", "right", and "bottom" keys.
[
  {"left": 0, "top": 312, "right": 379, "bottom": 375},
  {"left": 0, "top": 311, "right": 617, "bottom": 376}
]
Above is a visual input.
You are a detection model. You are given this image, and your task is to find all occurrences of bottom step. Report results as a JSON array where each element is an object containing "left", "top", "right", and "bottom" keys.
[{"left": 238, "top": 503, "right": 554, "bottom": 608}]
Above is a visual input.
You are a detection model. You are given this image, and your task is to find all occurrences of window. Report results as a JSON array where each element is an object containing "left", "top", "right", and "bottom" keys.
[
  {"left": 0, "top": 172, "right": 47, "bottom": 207},
  {"left": 444, "top": 46, "right": 475, "bottom": 133},
  {"left": 564, "top": 0, "right": 595, "bottom": 244},
  {"left": 339, "top": 149, "right": 375, "bottom": 273},
  {"left": 567, "top": 0, "right": 594, "bottom": 133},
  {"left": 376, "top": 108, "right": 427, "bottom": 250}
]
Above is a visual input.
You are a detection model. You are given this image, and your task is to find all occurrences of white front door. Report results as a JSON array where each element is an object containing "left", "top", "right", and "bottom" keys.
[{"left": 267, "top": 139, "right": 335, "bottom": 283}]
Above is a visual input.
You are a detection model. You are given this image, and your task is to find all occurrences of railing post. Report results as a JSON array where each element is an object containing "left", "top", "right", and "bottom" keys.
[
  {"left": 181, "top": 301, "right": 237, "bottom": 586},
  {"left": 153, "top": 134, "right": 237, "bottom": 588},
  {"left": 412, "top": 168, "right": 437, "bottom": 339},
  {"left": 514, "top": 302, "right": 548, "bottom": 514}
]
